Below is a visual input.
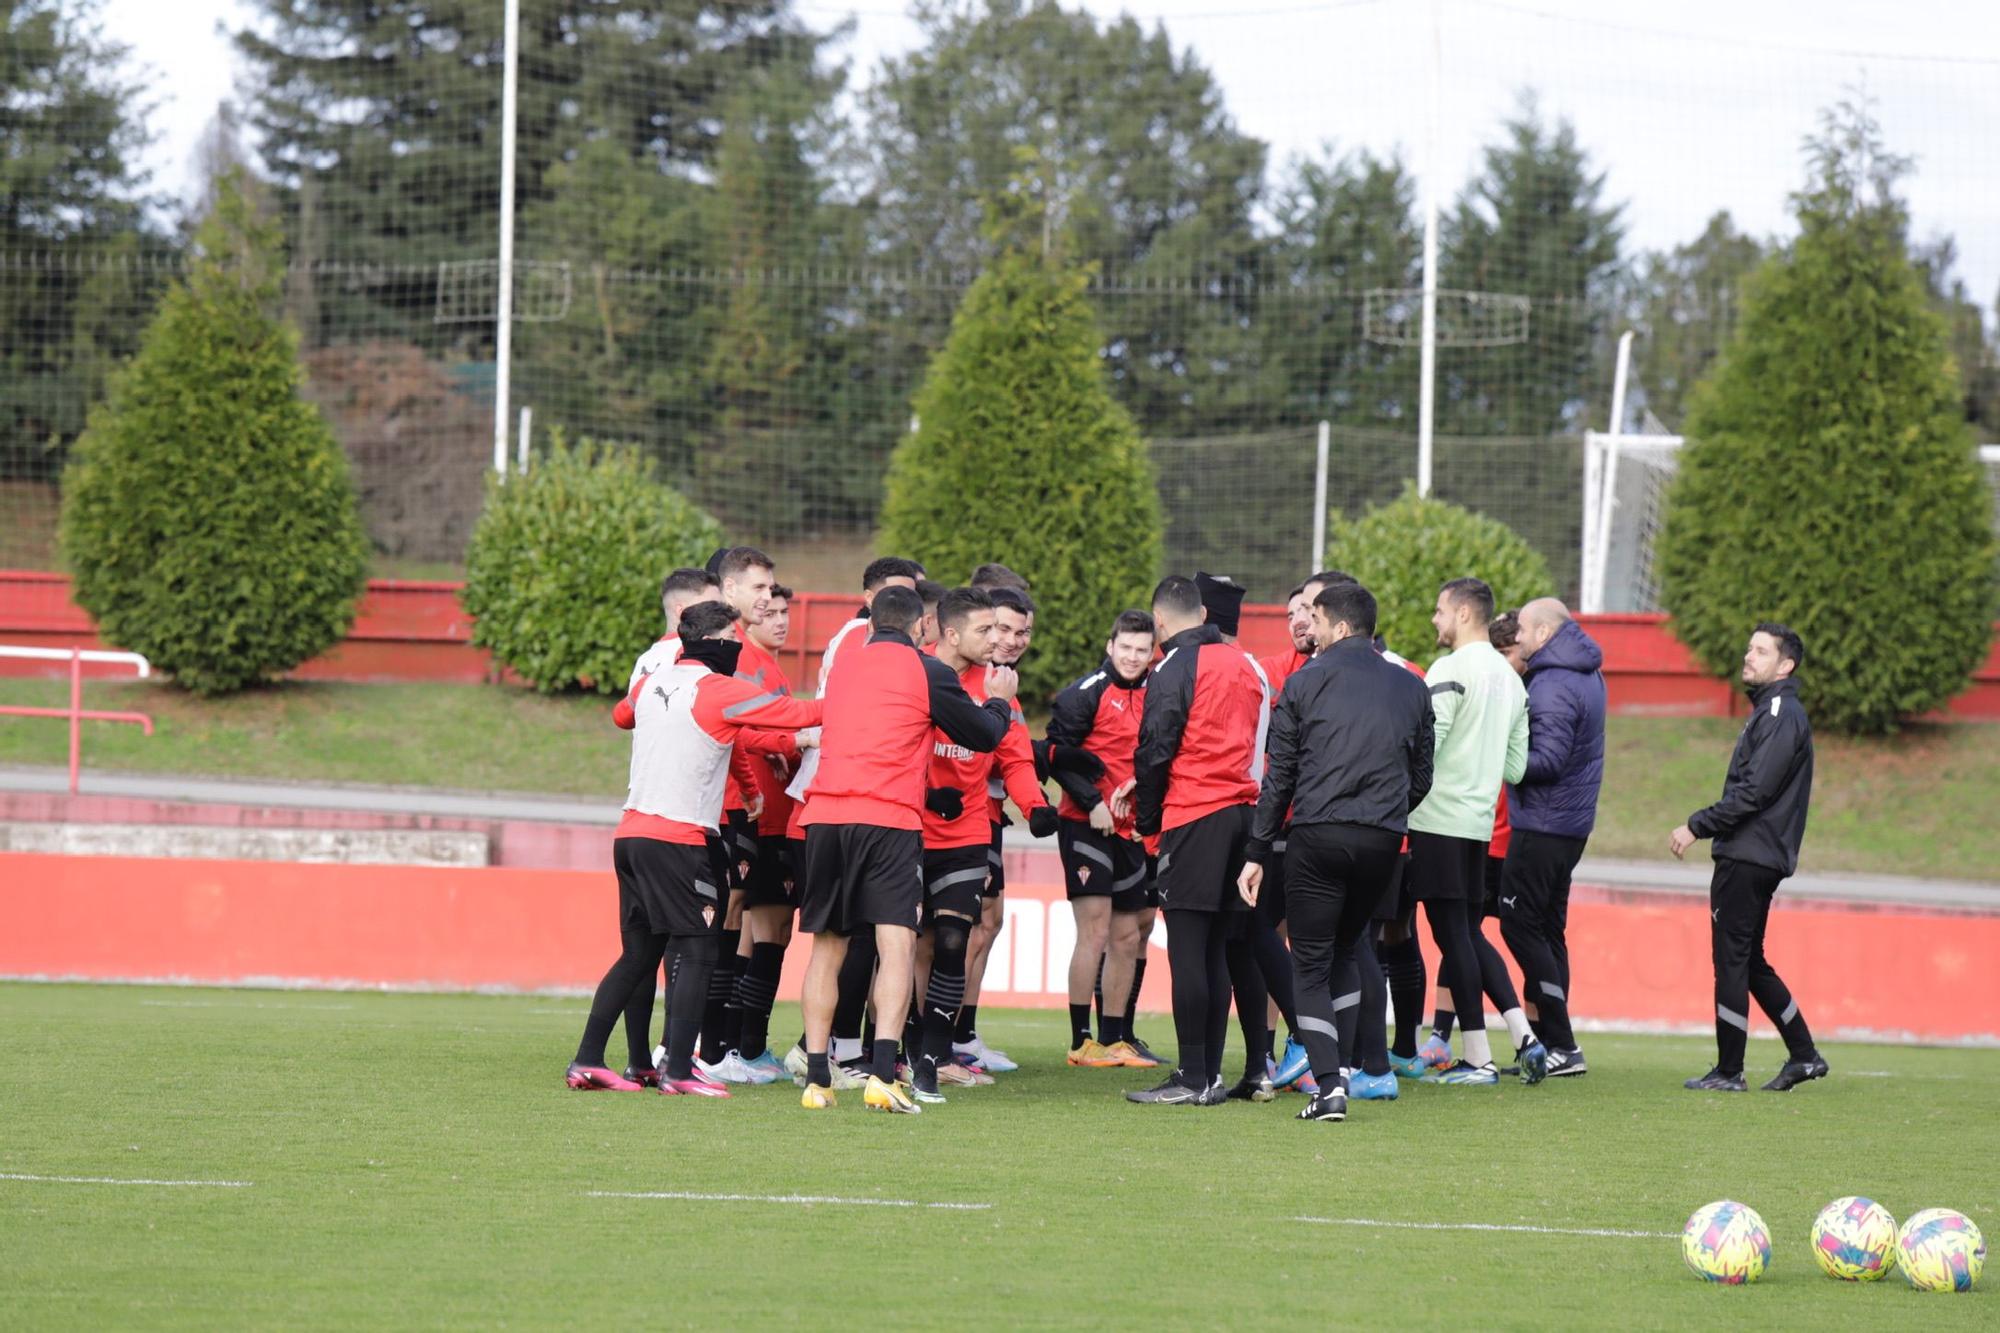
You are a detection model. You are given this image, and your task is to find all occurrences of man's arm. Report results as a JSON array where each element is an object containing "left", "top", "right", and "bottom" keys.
[
  {"left": 1133, "top": 648, "right": 1195, "bottom": 838},
  {"left": 1687, "top": 708, "right": 1805, "bottom": 839},
  {"left": 1246, "top": 678, "right": 1301, "bottom": 859},
  {"left": 1044, "top": 681, "right": 1104, "bottom": 810},
  {"left": 695, "top": 675, "right": 824, "bottom": 737},
  {"left": 1407, "top": 687, "right": 1436, "bottom": 813},
  {"left": 922, "top": 654, "right": 1011, "bottom": 753},
  {"left": 1427, "top": 659, "right": 1462, "bottom": 758},
  {"left": 1503, "top": 691, "right": 1530, "bottom": 786},
  {"left": 611, "top": 670, "right": 649, "bottom": 731},
  {"left": 995, "top": 718, "right": 1054, "bottom": 817}
]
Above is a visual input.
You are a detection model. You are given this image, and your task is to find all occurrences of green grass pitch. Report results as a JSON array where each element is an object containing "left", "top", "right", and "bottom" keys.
[{"left": 2, "top": 983, "right": 1992, "bottom": 1327}]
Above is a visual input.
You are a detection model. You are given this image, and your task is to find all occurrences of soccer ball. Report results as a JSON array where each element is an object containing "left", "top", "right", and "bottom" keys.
[
  {"left": 1895, "top": 1208, "right": 1986, "bottom": 1293},
  {"left": 1682, "top": 1200, "right": 1771, "bottom": 1284},
  {"left": 1810, "top": 1197, "right": 1897, "bottom": 1281}
]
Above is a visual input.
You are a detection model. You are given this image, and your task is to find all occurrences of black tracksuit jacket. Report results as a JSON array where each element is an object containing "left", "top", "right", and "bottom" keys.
[
  {"left": 1247, "top": 635, "right": 1436, "bottom": 861},
  {"left": 1688, "top": 677, "right": 1814, "bottom": 877}
]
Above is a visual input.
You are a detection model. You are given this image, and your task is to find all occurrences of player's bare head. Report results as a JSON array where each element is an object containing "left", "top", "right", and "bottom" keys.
[
  {"left": 862, "top": 556, "right": 923, "bottom": 600},
  {"left": 937, "top": 586, "right": 998, "bottom": 665},
  {"left": 1746, "top": 622, "right": 1804, "bottom": 685},
  {"left": 1107, "top": 609, "right": 1155, "bottom": 681},
  {"left": 987, "top": 585, "right": 1035, "bottom": 663},
  {"left": 1310, "top": 582, "right": 1375, "bottom": 648},
  {"left": 678, "top": 599, "right": 741, "bottom": 642},
  {"left": 1434, "top": 576, "right": 1494, "bottom": 648},
  {"left": 868, "top": 584, "right": 925, "bottom": 637},
  {"left": 661, "top": 567, "right": 721, "bottom": 622},
  {"left": 716, "top": 546, "right": 775, "bottom": 621},
  {"left": 1517, "top": 597, "right": 1570, "bottom": 657},
  {"left": 751, "top": 584, "right": 792, "bottom": 651},
  {"left": 914, "top": 579, "right": 947, "bottom": 647},
  {"left": 969, "top": 562, "right": 1029, "bottom": 592},
  {"left": 1150, "top": 575, "right": 1205, "bottom": 638}
]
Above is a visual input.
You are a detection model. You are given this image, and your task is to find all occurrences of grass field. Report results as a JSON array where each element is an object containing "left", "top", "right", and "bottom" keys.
[
  {"left": 1, "top": 983, "right": 1992, "bottom": 1327},
  {"left": 4, "top": 675, "right": 1997, "bottom": 881}
]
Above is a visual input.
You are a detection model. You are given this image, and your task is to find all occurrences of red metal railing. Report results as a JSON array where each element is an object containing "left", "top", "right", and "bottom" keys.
[{"left": 0, "top": 646, "right": 155, "bottom": 793}]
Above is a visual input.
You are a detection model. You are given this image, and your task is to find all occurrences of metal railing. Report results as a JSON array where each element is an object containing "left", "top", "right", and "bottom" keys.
[{"left": 0, "top": 646, "right": 154, "bottom": 794}]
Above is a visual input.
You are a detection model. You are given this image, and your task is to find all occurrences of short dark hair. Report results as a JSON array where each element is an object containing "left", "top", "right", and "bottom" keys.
[
  {"left": 1305, "top": 569, "right": 1356, "bottom": 590},
  {"left": 970, "top": 562, "right": 1029, "bottom": 591},
  {"left": 916, "top": 578, "right": 946, "bottom": 609},
  {"left": 678, "top": 600, "right": 740, "bottom": 641},
  {"left": 938, "top": 585, "right": 994, "bottom": 633},
  {"left": 862, "top": 556, "right": 923, "bottom": 591},
  {"left": 869, "top": 584, "right": 925, "bottom": 635},
  {"left": 716, "top": 546, "right": 774, "bottom": 583},
  {"left": 1287, "top": 583, "right": 1308, "bottom": 602},
  {"left": 768, "top": 583, "right": 793, "bottom": 603},
  {"left": 1111, "top": 609, "right": 1155, "bottom": 640},
  {"left": 1440, "top": 576, "right": 1495, "bottom": 626},
  {"left": 1313, "top": 583, "right": 1376, "bottom": 638},
  {"left": 1488, "top": 610, "right": 1520, "bottom": 650},
  {"left": 1151, "top": 575, "right": 1203, "bottom": 619},
  {"left": 1754, "top": 621, "right": 1805, "bottom": 671},
  {"left": 661, "top": 567, "right": 719, "bottom": 606},
  {"left": 989, "top": 585, "right": 1036, "bottom": 617}
]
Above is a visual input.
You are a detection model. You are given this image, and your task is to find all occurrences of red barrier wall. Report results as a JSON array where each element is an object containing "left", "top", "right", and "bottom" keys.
[
  {"left": 4, "top": 571, "right": 1997, "bottom": 717},
  {"left": 4, "top": 849, "right": 1995, "bottom": 1044}
]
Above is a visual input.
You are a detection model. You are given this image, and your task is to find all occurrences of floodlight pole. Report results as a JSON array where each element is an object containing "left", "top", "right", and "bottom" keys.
[
  {"left": 493, "top": 0, "right": 521, "bottom": 478},
  {"left": 1416, "top": 0, "right": 1441, "bottom": 497}
]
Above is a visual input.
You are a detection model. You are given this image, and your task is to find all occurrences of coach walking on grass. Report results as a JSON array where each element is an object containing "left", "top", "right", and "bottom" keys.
[{"left": 1670, "top": 623, "right": 1829, "bottom": 1094}]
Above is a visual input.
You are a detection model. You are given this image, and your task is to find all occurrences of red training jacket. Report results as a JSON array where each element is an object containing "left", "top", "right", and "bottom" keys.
[{"left": 1134, "top": 624, "right": 1271, "bottom": 836}]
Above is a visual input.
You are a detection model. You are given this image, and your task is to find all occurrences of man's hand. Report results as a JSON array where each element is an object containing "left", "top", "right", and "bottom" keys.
[
  {"left": 1668, "top": 824, "right": 1697, "bottom": 860},
  {"left": 1027, "top": 805, "right": 1059, "bottom": 838},
  {"left": 1110, "top": 778, "right": 1137, "bottom": 822},
  {"left": 924, "top": 787, "right": 965, "bottom": 821},
  {"left": 744, "top": 791, "right": 764, "bottom": 821},
  {"left": 985, "top": 664, "right": 1019, "bottom": 702},
  {"left": 1236, "top": 860, "right": 1263, "bottom": 907},
  {"left": 795, "top": 726, "right": 820, "bottom": 750},
  {"left": 1087, "top": 801, "right": 1116, "bottom": 835}
]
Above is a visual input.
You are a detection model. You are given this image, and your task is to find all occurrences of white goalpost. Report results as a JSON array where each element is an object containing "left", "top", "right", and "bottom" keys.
[{"left": 1582, "top": 330, "right": 2000, "bottom": 614}]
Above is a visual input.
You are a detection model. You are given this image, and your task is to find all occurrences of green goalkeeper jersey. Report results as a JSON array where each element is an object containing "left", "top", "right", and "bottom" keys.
[{"left": 1407, "top": 638, "right": 1529, "bottom": 843}]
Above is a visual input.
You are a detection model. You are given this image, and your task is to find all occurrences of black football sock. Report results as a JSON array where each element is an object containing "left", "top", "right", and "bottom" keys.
[
  {"left": 1070, "top": 1004, "right": 1093, "bottom": 1049},
  {"left": 1126, "top": 953, "right": 1148, "bottom": 1031},
  {"left": 954, "top": 1004, "right": 979, "bottom": 1046},
  {"left": 1380, "top": 932, "right": 1426, "bottom": 1057},
  {"left": 733, "top": 942, "right": 784, "bottom": 1059},
  {"left": 1354, "top": 933, "right": 1392, "bottom": 1077},
  {"left": 699, "top": 927, "right": 741, "bottom": 1063},
  {"left": 832, "top": 932, "right": 877, "bottom": 1046},
  {"left": 1094, "top": 955, "right": 1107, "bottom": 1031},
  {"left": 663, "top": 932, "right": 718, "bottom": 1080},
  {"left": 1432, "top": 1007, "right": 1456, "bottom": 1041},
  {"left": 923, "top": 920, "right": 970, "bottom": 1071},
  {"left": 805, "top": 1050, "right": 830, "bottom": 1089},
  {"left": 871, "top": 1037, "right": 900, "bottom": 1083},
  {"left": 1100, "top": 1012, "right": 1127, "bottom": 1046}
]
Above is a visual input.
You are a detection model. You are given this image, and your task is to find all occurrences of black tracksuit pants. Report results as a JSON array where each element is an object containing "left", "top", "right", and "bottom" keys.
[
  {"left": 1283, "top": 823, "right": 1404, "bottom": 1085},
  {"left": 1497, "top": 828, "right": 1587, "bottom": 1050},
  {"left": 1709, "top": 858, "right": 1815, "bottom": 1073}
]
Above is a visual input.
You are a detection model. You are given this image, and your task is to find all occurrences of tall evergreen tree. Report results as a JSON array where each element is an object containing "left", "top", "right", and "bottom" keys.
[
  {"left": 879, "top": 185, "right": 1161, "bottom": 701},
  {"left": 1439, "top": 97, "right": 1623, "bottom": 437},
  {"left": 1657, "top": 101, "right": 1997, "bottom": 733}
]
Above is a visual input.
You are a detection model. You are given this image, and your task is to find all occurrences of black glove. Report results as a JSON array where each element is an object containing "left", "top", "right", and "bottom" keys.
[
  {"left": 923, "top": 787, "right": 964, "bottom": 821},
  {"left": 1048, "top": 744, "right": 1106, "bottom": 783},
  {"left": 1027, "top": 805, "right": 1059, "bottom": 838}
]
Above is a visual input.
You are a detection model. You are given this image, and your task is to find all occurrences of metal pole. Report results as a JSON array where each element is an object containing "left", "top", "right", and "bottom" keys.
[
  {"left": 517, "top": 405, "right": 532, "bottom": 474},
  {"left": 492, "top": 0, "right": 521, "bottom": 478},
  {"left": 1416, "top": 0, "right": 1441, "bottom": 497},
  {"left": 1589, "top": 330, "right": 1636, "bottom": 611},
  {"left": 1311, "top": 421, "right": 1330, "bottom": 572},
  {"left": 1580, "top": 433, "right": 1603, "bottom": 613}
]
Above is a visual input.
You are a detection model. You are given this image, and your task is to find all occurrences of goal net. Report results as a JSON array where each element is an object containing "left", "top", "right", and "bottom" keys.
[{"left": 1583, "top": 437, "right": 2000, "bottom": 614}]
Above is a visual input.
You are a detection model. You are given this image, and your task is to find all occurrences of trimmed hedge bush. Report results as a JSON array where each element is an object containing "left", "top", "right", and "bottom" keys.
[
  {"left": 1657, "top": 109, "right": 1997, "bottom": 733},
  {"left": 878, "top": 243, "right": 1162, "bottom": 701},
  {"left": 1322, "top": 484, "right": 1555, "bottom": 665},
  {"left": 59, "top": 179, "right": 369, "bottom": 697},
  {"left": 462, "top": 432, "right": 722, "bottom": 693}
]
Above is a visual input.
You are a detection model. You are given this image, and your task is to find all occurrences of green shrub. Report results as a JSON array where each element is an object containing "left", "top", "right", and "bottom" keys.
[
  {"left": 462, "top": 431, "right": 722, "bottom": 693},
  {"left": 1656, "top": 105, "right": 1997, "bottom": 733},
  {"left": 879, "top": 243, "right": 1162, "bottom": 701},
  {"left": 1322, "top": 484, "right": 1555, "bottom": 664},
  {"left": 59, "top": 177, "right": 369, "bottom": 697}
]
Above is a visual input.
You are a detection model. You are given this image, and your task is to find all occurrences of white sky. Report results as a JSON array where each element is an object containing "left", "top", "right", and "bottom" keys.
[{"left": 99, "top": 0, "right": 2000, "bottom": 307}]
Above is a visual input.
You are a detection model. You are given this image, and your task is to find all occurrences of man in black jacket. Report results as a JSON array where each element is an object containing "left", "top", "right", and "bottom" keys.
[
  {"left": 1239, "top": 582, "right": 1435, "bottom": 1122},
  {"left": 1670, "top": 622, "right": 1827, "bottom": 1094}
]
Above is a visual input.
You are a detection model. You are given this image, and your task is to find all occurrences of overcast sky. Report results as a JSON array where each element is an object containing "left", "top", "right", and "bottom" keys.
[{"left": 99, "top": 0, "right": 2000, "bottom": 310}]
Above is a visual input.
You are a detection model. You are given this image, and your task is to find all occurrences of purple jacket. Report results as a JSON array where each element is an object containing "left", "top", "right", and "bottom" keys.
[{"left": 1509, "top": 619, "right": 1606, "bottom": 839}]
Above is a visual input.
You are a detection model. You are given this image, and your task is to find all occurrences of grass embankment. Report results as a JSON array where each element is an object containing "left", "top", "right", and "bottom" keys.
[{"left": 1, "top": 676, "right": 1996, "bottom": 880}]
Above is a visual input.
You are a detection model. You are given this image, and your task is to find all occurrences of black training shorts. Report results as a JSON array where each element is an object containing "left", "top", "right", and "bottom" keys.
[
  {"left": 1057, "top": 820, "right": 1155, "bottom": 911},
  {"left": 799, "top": 823, "right": 924, "bottom": 936},
  {"left": 922, "top": 844, "right": 990, "bottom": 923},
  {"left": 740, "top": 829, "right": 797, "bottom": 910},
  {"left": 1155, "top": 804, "right": 1253, "bottom": 915},
  {"left": 614, "top": 837, "right": 723, "bottom": 937},
  {"left": 1406, "top": 830, "right": 1488, "bottom": 903},
  {"left": 1372, "top": 849, "right": 1415, "bottom": 925}
]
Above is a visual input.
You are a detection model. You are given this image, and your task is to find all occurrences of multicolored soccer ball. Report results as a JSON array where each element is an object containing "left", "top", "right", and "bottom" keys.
[
  {"left": 1810, "top": 1196, "right": 1897, "bottom": 1281},
  {"left": 1682, "top": 1200, "right": 1771, "bottom": 1284},
  {"left": 1895, "top": 1208, "right": 1985, "bottom": 1293}
]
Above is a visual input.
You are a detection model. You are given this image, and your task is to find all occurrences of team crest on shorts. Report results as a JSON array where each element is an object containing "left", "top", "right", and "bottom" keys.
[
  {"left": 701, "top": 904, "right": 715, "bottom": 927},
  {"left": 1077, "top": 866, "right": 1092, "bottom": 886}
]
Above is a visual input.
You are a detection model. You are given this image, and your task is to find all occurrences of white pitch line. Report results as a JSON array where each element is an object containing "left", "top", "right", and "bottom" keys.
[
  {"left": 588, "top": 1190, "right": 990, "bottom": 1211},
  {"left": 1297, "top": 1215, "right": 1674, "bottom": 1240},
  {"left": 1, "top": 1172, "right": 252, "bottom": 1189}
]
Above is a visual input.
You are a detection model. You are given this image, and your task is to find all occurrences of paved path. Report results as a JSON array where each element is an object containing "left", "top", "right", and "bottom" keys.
[{"left": 4, "top": 764, "right": 1994, "bottom": 910}]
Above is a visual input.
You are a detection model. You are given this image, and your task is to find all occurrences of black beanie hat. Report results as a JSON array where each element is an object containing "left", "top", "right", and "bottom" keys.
[{"left": 1195, "top": 571, "right": 1246, "bottom": 636}]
